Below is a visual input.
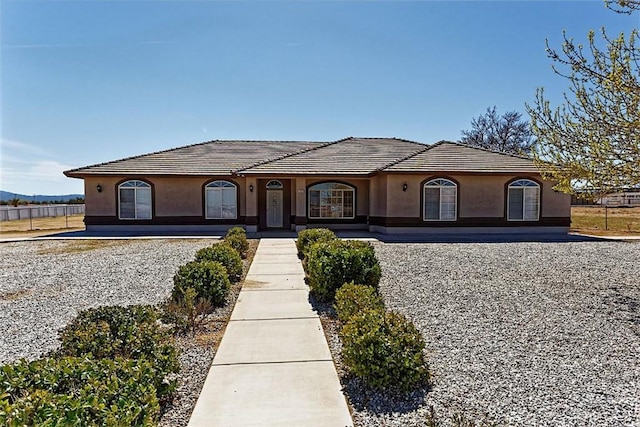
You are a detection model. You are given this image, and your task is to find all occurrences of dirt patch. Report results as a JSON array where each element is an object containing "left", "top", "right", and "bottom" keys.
[
  {"left": 36, "top": 240, "right": 131, "bottom": 255},
  {"left": 0, "top": 288, "right": 33, "bottom": 301}
]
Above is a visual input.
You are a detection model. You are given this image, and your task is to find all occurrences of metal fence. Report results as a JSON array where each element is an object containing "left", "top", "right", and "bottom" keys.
[{"left": 0, "top": 205, "right": 85, "bottom": 222}]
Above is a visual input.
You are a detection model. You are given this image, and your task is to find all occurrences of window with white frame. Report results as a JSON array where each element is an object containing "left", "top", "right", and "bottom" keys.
[
  {"left": 119, "top": 180, "right": 152, "bottom": 220},
  {"left": 423, "top": 178, "right": 457, "bottom": 221},
  {"left": 308, "top": 182, "right": 355, "bottom": 219},
  {"left": 205, "top": 181, "right": 237, "bottom": 219},
  {"left": 507, "top": 179, "right": 540, "bottom": 221}
]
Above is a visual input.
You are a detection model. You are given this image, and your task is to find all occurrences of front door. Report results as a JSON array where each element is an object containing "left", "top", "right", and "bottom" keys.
[{"left": 266, "top": 189, "right": 283, "bottom": 228}]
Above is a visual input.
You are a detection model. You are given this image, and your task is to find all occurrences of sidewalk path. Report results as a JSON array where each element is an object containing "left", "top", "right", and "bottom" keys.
[{"left": 188, "top": 238, "right": 353, "bottom": 427}]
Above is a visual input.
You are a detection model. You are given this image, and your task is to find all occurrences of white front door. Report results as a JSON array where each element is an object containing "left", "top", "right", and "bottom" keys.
[{"left": 266, "top": 190, "right": 283, "bottom": 228}]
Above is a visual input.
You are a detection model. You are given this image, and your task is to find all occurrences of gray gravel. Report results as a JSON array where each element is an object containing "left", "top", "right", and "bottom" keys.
[
  {"left": 0, "top": 239, "right": 217, "bottom": 363},
  {"left": 339, "top": 240, "right": 640, "bottom": 426},
  {"left": 0, "top": 239, "right": 226, "bottom": 427}
]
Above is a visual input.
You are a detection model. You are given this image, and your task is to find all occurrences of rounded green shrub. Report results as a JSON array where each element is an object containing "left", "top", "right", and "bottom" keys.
[
  {"left": 334, "top": 282, "right": 385, "bottom": 323},
  {"left": 225, "top": 226, "right": 246, "bottom": 237},
  {"left": 172, "top": 260, "right": 231, "bottom": 308},
  {"left": 224, "top": 233, "right": 249, "bottom": 258},
  {"left": 195, "top": 243, "right": 243, "bottom": 282},
  {"left": 340, "top": 309, "right": 429, "bottom": 391},
  {"left": 306, "top": 239, "right": 381, "bottom": 302},
  {"left": 56, "top": 305, "right": 179, "bottom": 399},
  {"left": 0, "top": 356, "right": 160, "bottom": 426},
  {"left": 296, "top": 228, "right": 336, "bottom": 259}
]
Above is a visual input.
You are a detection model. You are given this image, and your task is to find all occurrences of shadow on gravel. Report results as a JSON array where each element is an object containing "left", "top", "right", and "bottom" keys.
[{"left": 342, "top": 376, "right": 428, "bottom": 415}]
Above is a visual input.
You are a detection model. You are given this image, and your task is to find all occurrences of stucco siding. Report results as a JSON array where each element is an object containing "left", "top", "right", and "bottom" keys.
[{"left": 541, "top": 183, "right": 572, "bottom": 217}]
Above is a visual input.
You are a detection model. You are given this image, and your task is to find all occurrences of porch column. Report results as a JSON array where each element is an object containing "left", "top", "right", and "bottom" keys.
[
  {"left": 245, "top": 177, "right": 258, "bottom": 233},
  {"left": 294, "top": 177, "right": 306, "bottom": 232}
]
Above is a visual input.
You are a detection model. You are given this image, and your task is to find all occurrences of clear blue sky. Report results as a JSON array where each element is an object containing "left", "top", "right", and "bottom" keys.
[{"left": 1, "top": 0, "right": 636, "bottom": 195}]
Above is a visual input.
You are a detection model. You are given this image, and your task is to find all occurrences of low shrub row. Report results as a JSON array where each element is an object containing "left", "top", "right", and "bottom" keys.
[
  {"left": 299, "top": 229, "right": 381, "bottom": 302},
  {"left": 167, "top": 227, "right": 247, "bottom": 333},
  {"left": 1, "top": 227, "right": 251, "bottom": 426},
  {"left": 1, "top": 356, "right": 161, "bottom": 426},
  {"left": 1, "top": 304, "right": 178, "bottom": 426},
  {"left": 298, "top": 228, "right": 429, "bottom": 392}
]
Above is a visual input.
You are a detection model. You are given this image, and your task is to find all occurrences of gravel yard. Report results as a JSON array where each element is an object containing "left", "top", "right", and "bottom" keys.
[
  {"left": 3, "top": 238, "right": 639, "bottom": 427},
  {"left": 0, "top": 238, "right": 229, "bottom": 427},
  {"left": 348, "top": 240, "right": 640, "bottom": 426}
]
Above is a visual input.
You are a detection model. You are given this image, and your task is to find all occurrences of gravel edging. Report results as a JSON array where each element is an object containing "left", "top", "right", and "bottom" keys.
[{"left": 321, "top": 240, "right": 639, "bottom": 427}]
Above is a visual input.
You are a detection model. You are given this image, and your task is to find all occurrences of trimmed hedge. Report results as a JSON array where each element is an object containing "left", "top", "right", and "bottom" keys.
[
  {"left": 195, "top": 243, "right": 243, "bottom": 282},
  {"left": 340, "top": 309, "right": 429, "bottom": 391},
  {"left": 55, "top": 305, "right": 179, "bottom": 399},
  {"left": 296, "top": 228, "right": 336, "bottom": 259},
  {"left": 0, "top": 356, "right": 160, "bottom": 426},
  {"left": 306, "top": 240, "right": 381, "bottom": 302},
  {"left": 225, "top": 226, "right": 246, "bottom": 237},
  {"left": 334, "top": 282, "right": 385, "bottom": 323},
  {"left": 172, "top": 260, "right": 231, "bottom": 308},
  {"left": 224, "top": 234, "right": 249, "bottom": 259}
]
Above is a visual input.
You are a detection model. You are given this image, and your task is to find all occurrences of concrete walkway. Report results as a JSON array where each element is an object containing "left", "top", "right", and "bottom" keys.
[{"left": 187, "top": 238, "right": 353, "bottom": 427}]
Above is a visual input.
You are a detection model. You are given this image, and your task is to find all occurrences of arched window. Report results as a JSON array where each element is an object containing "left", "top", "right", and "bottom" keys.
[
  {"left": 507, "top": 179, "right": 540, "bottom": 221},
  {"left": 423, "top": 178, "right": 457, "bottom": 221},
  {"left": 118, "top": 180, "right": 152, "bottom": 220},
  {"left": 205, "top": 180, "right": 237, "bottom": 219},
  {"left": 308, "top": 182, "right": 355, "bottom": 219},
  {"left": 266, "top": 180, "right": 284, "bottom": 189}
]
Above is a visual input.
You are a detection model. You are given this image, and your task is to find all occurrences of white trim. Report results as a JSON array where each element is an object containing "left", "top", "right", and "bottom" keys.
[
  {"left": 423, "top": 178, "right": 457, "bottom": 221},
  {"left": 308, "top": 182, "right": 356, "bottom": 220},
  {"left": 507, "top": 179, "right": 540, "bottom": 221},
  {"left": 118, "top": 180, "right": 152, "bottom": 220},
  {"left": 205, "top": 180, "right": 238, "bottom": 219}
]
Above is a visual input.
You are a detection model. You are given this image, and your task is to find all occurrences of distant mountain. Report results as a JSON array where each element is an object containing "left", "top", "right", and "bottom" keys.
[{"left": 0, "top": 191, "right": 84, "bottom": 203}]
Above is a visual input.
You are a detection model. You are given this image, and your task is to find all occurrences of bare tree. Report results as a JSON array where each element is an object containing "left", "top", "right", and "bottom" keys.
[{"left": 460, "top": 106, "right": 534, "bottom": 155}]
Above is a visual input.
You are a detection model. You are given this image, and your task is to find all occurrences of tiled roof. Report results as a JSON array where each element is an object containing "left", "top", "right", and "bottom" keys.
[
  {"left": 64, "top": 140, "right": 323, "bottom": 177},
  {"left": 64, "top": 138, "right": 541, "bottom": 178},
  {"left": 238, "top": 137, "right": 428, "bottom": 175},
  {"left": 384, "top": 141, "right": 540, "bottom": 173}
]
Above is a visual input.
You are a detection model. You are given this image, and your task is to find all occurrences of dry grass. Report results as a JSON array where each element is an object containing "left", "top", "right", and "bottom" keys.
[
  {"left": 0, "top": 215, "right": 85, "bottom": 237},
  {"left": 571, "top": 206, "right": 640, "bottom": 235},
  {"left": 36, "top": 240, "right": 130, "bottom": 255},
  {"left": 0, "top": 289, "right": 33, "bottom": 302}
]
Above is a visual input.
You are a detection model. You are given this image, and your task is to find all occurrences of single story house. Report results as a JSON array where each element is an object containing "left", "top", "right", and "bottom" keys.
[{"left": 64, "top": 137, "right": 571, "bottom": 234}]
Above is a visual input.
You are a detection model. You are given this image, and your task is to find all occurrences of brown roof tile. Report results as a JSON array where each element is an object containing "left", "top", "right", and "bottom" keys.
[
  {"left": 64, "top": 138, "right": 540, "bottom": 178},
  {"left": 384, "top": 141, "right": 539, "bottom": 173},
  {"left": 239, "top": 137, "right": 427, "bottom": 175},
  {"left": 64, "top": 140, "right": 323, "bottom": 177}
]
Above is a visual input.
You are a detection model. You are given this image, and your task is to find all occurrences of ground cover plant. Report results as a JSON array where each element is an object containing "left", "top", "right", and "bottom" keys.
[
  {"left": 0, "top": 356, "right": 160, "bottom": 426},
  {"left": 55, "top": 304, "right": 179, "bottom": 400}
]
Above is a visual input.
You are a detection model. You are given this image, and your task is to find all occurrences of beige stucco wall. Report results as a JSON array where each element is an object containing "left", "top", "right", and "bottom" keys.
[
  {"left": 83, "top": 176, "right": 246, "bottom": 217},
  {"left": 82, "top": 172, "right": 570, "bottom": 222},
  {"left": 383, "top": 173, "right": 569, "bottom": 218},
  {"left": 84, "top": 177, "right": 120, "bottom": 216},
  {"left": 541, "top": 182, "right": 572, "bottom": 217}
]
